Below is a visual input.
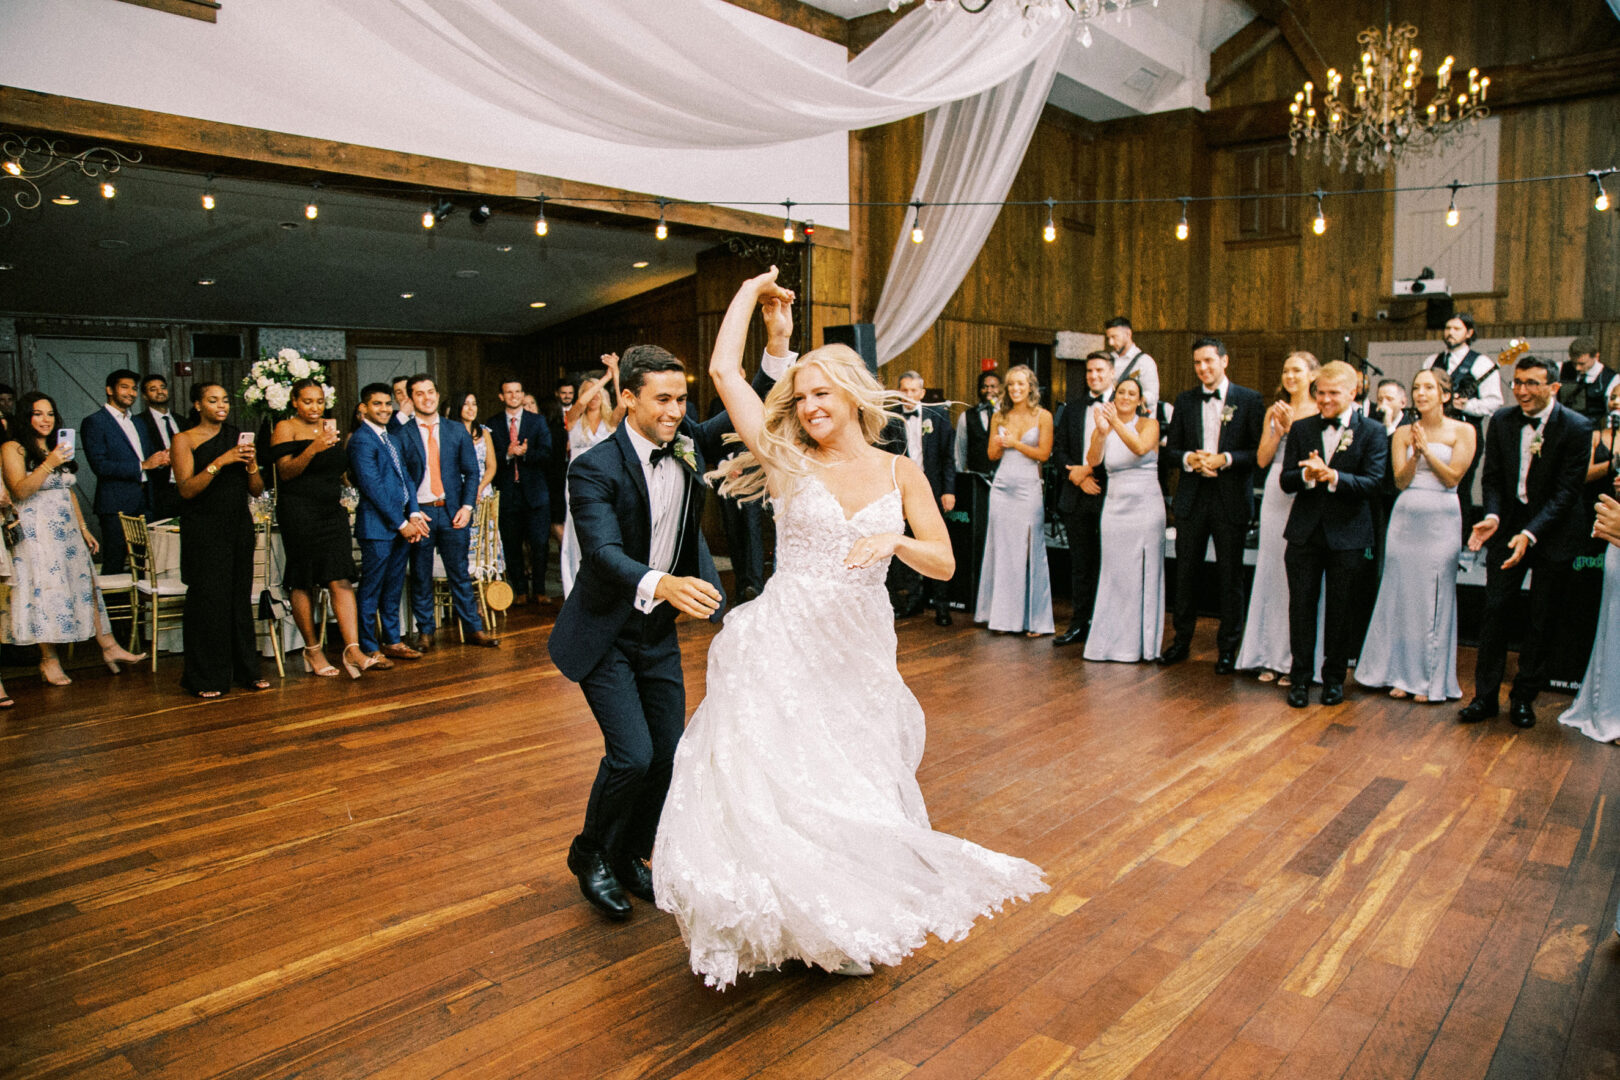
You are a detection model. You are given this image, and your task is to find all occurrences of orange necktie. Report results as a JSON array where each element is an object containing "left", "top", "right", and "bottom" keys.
[{"left": 425, "top": 422, "right": 443, "bottom": 499}]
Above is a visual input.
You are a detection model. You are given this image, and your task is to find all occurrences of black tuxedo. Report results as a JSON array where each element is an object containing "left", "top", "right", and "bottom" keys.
[
  {"left": 1472, "top": 401, "right": 1593, "bottom": 705},
  {"left": 1557, "top": 361, "right": 1617, "bottom": 427},
  {"left": 135, "top": 408, "right": 184, "bottom": 519},
  {"left": 1279, "top": 412, "right": 1389, "bottom": 686},
  {"left": 1162, "top": 381, "right": 1264, "bottom": 653},
  {"left": 1052, "top": 391, "right": 1110, "bottom": 634},
  {"left": 486, "top": 409, "right": 555, "bottom": 599},
  {"left": 884, "top": 404, "right": 955, "bottom": 616}
]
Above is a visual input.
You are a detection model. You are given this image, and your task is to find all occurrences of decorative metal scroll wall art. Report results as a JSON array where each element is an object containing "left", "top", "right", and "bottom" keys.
[{"left": 0, "top": 133, "right": 143, "bottom": 226}]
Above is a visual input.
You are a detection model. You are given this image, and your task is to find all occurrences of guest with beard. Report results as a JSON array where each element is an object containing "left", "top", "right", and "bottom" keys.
[
  {"left": 954, "top": 368, "right": 1002, "bottom": 478},
  {"left": 1429, "top": 313, "right": 1500, "bottom": 527}
]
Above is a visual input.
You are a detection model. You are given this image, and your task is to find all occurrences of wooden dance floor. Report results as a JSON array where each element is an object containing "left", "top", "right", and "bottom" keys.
[{"left": 3, "top": 605, "right": 1617, "bottom": 1079}]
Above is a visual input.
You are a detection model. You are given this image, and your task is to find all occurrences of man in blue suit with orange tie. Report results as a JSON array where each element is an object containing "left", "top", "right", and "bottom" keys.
[
  {"left": 394, "top": 374, "right": 498, "bottom": 650},
  {"left": 349, "top": 383, "right": 427, "bottom": 668}
]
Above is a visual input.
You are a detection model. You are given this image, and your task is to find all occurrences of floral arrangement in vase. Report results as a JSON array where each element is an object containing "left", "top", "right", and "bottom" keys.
[{"left": 240, "top": 348, "right": 336, "bottom": 421}]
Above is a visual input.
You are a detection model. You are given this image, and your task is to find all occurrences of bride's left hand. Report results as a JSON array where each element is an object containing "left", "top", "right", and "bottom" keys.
[{"left": 844, "top": 533, "right": 900, "bottom": 570}]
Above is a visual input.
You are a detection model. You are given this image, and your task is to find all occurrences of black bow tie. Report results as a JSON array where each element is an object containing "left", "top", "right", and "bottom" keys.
[
  {"left": 649, "top": 441, "right": 677, "bottom": 466},
  {"left": 1323, "top": 416, "right": 1343, "bottom": 429},
  {"left": 1201, "top": 390, "right": 1220, "bottom": 403},
  {"left": 904, "top": 408, "right": 920, "bottom": 418},
  {"left": 1084, "top": 394, "right": 1102, "bottom": 407}
]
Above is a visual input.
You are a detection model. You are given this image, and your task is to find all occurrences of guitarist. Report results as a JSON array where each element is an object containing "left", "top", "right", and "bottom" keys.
[{"left": 1430, "top": 312, "right": 1502, "bottom": 528}]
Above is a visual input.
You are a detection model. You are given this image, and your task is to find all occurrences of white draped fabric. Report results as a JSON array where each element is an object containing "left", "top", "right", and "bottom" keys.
[{"left": 337, "top": 0, "right": 1073, "bottom": 362}]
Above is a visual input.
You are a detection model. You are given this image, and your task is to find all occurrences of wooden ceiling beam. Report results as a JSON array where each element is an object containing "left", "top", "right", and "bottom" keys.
[
  {"left": 1247, "top": 0, "right": 1329, "bottom": 89},
  {"left": 716, "top": 0, "right": 848, "bottom": 47}
]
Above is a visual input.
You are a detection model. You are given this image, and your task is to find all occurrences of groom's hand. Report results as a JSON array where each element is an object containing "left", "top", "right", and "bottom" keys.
[{"left": 656, "top": 575, "right": 722, "bottom": 619}]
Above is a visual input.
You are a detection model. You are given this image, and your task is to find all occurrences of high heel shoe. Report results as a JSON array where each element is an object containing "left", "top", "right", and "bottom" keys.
[
  {"left": 340, "top": 644, "right": 366, "bottom": 680},
  {"left": 40, "top": 659, "right": 72, "bottom": 686},
  {"left": 303, "top": 647, "right": 340, "bottom": 678}
]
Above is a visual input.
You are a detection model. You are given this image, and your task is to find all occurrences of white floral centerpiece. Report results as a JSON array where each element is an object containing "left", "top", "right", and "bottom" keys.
[{"left": 240, "top": 348, "right": 336, "bottom": 422}]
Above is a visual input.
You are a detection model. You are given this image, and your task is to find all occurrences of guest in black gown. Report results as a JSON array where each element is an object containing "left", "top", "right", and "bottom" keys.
[
  {"left": 170, "top": 382, "right": 269, "bottom": 699},
  {"left": 270, "top": 379, "right": 364, "bottom": 680}
]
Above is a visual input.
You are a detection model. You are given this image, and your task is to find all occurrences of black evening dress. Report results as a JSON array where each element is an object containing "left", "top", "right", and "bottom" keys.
[
  {"left": 270, "top": 438, "right": 357, "bottom": 591},
  {"left": 180, "top": 425, "right": 261, "bottom": 694}
]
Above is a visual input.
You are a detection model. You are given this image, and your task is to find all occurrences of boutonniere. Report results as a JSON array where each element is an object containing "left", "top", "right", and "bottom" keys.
[
  {"left": 1337, "top": 427, "right": 1355, "bottom": 453},
  {"left": 921, "top": 418, "right": 934, "bottom": 435},
  {"left": 1220, "top": 405, "right": 1235, "bottom": 424},
  {"left": 1528, "top": 432, "right": 1544, "bottom": 458},
  {"left": 672, "top": 434, "right": 697, "bottom": 471}
]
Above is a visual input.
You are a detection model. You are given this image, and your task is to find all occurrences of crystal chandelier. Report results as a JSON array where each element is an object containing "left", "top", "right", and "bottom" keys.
[
  {"left": 886, "top": 0, "right": 1159, "bottom": 48},
  {"left": 1288, "top": 18, "right": 1488, "bottom": 174}
]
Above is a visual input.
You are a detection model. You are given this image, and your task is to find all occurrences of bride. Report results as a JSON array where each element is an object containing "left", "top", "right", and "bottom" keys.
[{"left": 652, "top": 269, "right": 1047, "bottom": 989}]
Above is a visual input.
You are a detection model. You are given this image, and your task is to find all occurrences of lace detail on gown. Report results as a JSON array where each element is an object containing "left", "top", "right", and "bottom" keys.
[{"left": 652, "top": 470, "right": 1048, "bottom": 989}]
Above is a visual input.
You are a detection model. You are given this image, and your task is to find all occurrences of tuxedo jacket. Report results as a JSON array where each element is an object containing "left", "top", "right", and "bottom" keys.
[
  {"left": 1557, "top": 362, "right": 1618, "bottom": 426},
  {"left": 1279, "top": 412, "right": 1390, "bottom": 551},
  {"left": 1051, "top": 391, "right": 1109, "bottom": 513},
  {"left": 1163, "top": 382, "right": 1265, "bottom": 524},
  {"left": 886, "top": 404, "right": 955, "bottom": 504},
  {"left": 957, "top": 403, "right": 996, "bottom": 475},
  {"left": 348, "top": 423, "right": 421, "bottom": 542},
  {"left": 1479, "top": 400, "right": 1593, "bottom": 562},
  {"left": 81, "top": 406, "right": 155, "bottom": 515},
  {"left": 134, "top": 410, "right": 181, "bottom": 489},
  {"left": 392, "top": 417, "right": 480, "bottom": 514},
  {"left": 485, "top": 409, "right": 555, "bottom": 505}
]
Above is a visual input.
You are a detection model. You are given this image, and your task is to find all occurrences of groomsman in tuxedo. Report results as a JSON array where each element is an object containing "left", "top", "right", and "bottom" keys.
[
  {"left": 349, "top": 383, "right": 427, "bottom": 667},
  {"left": 81, "top": 368, "right": 164, "bottom": 576},
  {"left": 954, "top": 368, "right": 1002, "bottom": 476},
  {"left": 486, "top": 379, "right": 555, "bottom": 604},
  {"left": 1160, "top": 338, "right": 1264, "bottom": 672},
  {"left": 1459, "top": 355, "right": 1593, "bottom": 728},
  {"left": 1430, "top": 313, "right": 1500, "bottom": 524},
  {"left": 1558, "top": 337, "right": 1615, "bottom": 426},
  {"left": 888, "top": 371, "right": 956, "bottom": 624},
  {"left": 135, "top": 373, "right": 184, "bottom": 520},
  {"left": 550, "top": 303, "right": 791, "bottom": 920},
  {"left": 1279, "top": 361, "right": 1390, "bottom": 707},
  {"left": 1053, "top": 352, "right": 1114, "bottom": 647},
  {"left": 393, "top": 375, "right": 499, "bottom": 651}
]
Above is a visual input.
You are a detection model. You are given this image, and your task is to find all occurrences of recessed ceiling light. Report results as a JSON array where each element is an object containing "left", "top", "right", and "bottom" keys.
[
  {"left": 52, "top": 194, "right": 78, "bottom": 206},
  {"left": 529, "top": 301, "right": 547, "bottom": 308},
  {"left": 496, "top": 244, "right": 513, "bottom": 253},
  {"left": 279, "top": 221, "right": 301, "bottom": 230},
  {"left": 196, "top": 278, "right": 217, "bottom": 286},
  {"left": 401, "top": 292, "right": 415, "bottom": 299},
  {"left": 94, "top": 239, "right": 129, "bottom": 250},
  {"left": 453, "top": 269, "right": 480, "bottom": 279},
  {"left": 0, "top": 263, "right": 13, "bottom": 271},
  {"left": 632, "top": 261, "right": 650, "bottom": 268}
]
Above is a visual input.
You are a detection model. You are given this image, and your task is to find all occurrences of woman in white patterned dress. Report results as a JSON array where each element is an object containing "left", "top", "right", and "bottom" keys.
[
  {"left": 1, "top": 391, "right": 145, "bottom": 686},
  {"left": 653, "top": 269, "right": 1046, "bottom": 989}
]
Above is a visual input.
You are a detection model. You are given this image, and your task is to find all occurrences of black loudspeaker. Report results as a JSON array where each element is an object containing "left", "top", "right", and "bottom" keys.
[
  {"left": 1425, "top": 295, "right": 1454, "bottom": 330},
  {"left": 823, "top": 323, "right": 878, "bottom": 375}
]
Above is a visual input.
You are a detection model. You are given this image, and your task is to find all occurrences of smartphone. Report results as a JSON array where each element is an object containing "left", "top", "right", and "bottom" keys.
[
  {"left": 237, "top": 431, "right": 256, "bottom": 446},
  {"left": 56, "top": 429, "right": 76, "bottom": 456},
  {"left": 322, "top": 418, "right": 338, "bottom": 435}
]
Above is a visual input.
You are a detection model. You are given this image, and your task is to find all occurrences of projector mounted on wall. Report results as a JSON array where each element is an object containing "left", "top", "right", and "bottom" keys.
[{"left": 1394, "top": 276, "right": 1449, "bottom": 296}]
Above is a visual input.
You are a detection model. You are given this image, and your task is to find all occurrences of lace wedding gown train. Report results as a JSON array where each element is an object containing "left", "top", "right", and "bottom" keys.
[{"left": 652, "top": 467, "right": 1047, "bottom": 989}]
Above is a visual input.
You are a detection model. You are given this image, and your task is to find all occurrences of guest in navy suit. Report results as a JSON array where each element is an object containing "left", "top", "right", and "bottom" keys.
[
  {"left": 349, "top": 383, "right": 427, "bottom": 668},
  {"left": 549, "top": 307, "right": 791, "bottom": 921},
  {"left": 1459, "top": 354, "right": 1594, "bottom": 728},
  {"left": 886, "top": 370, "right": 956, "bottom": 624},
  {"left": 134, "top": 373, "right": 184, "bottom": 520},
  {"left": 1160, "top": 338, "right": 1265, "bottom": 671},
  {"left": 393, "top": 374, "right": 498, "bottom": 651},
  {"left": 1279, "top": 361, "right": 1390, "bottom": 707},
  {"left": 80, "top": 368, "right": 164, "bottom": 575},
  {"left": 486, "top": 380, "right": 555, "bottom": 605}
]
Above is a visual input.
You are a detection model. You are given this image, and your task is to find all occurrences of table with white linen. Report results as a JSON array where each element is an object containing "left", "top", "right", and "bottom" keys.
[{"left": 147, "top": 524, "right": 301, "bottom": 657}]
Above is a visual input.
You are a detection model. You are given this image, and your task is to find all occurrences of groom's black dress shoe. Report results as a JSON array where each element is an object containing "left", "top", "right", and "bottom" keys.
[
  {"left": 935, "top": 610, "right": 953, "bottom": 627},
  {"left": 567, "top": 839, "right": 631, "bottom": 920},
  {"left": 1286, "top": 684, "right": 1310, "bottom": 709},
  {"left": 1158, "top": 640, "right": 1191, "bottom": 665},
  {"left": 1508, "top": 701, "right": 1537, "bottom": 728},
  {"left": 1458, "top": 698, "right": 1498, "bottom": 724},
  {"left": 1053, "top": 625, "right": 1086, "bottom": 648},
  {"left": 613, "top": 856, "right": 656, "bottom": 903},
  {"left": 1319, "top": 682, "right": 1345, "bottom": 707},
  {"left": 1213, "top": 651, "right": 1237, "bottom": 676}
]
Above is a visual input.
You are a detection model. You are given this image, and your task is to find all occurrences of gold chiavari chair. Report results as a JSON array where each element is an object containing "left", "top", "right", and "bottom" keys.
[
  {"left": 251, "top": 517, "right": 289, "bottom": 677},
  {"left": 472, "top": 492, "right": 512, "bottom": 631},
  {"left": 120, "top": 512, "right": 185, "bottom": 670}
]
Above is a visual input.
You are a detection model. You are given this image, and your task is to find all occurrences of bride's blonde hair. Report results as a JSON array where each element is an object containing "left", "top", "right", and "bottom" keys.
[{"left": 708, "top": 343, "right": 902, "bottom": 504}]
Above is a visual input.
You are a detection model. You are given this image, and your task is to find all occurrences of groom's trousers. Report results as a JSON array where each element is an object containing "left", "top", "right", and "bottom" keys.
[{"left": 577, "top": 616, "right": 686, "bottom": 861}]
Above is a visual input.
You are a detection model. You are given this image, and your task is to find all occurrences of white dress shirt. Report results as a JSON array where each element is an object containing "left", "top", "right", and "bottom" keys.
[
  {"left": 1443, "top": 344, "right": 1504, "bottom": 418},
  {"left": 903, "top": 408, "right": 924, "bottom": 464},
  {"left": 1182, "top": 378, "right": 1229, "bottom": 470},
  {"left": 1111, "top": 346, "right": 1160, "bottom": 411},
  {"left": 1516, "top": 401, "right": 1554, "bottom": 507},
  {"left": 105, "top": 403, "right": 147, "bottom": 476},
  {"left": 412, "top": 414, "right": 448, "bottom": 505},
  {"left": 148, "top": 407, "right": 176, "bottom": 451}
]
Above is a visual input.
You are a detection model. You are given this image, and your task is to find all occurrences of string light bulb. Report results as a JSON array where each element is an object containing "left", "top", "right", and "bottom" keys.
[
  {"left": 1175, "top": 198, "right": 1189, "bottom": 241},
  {"left": 1445, "top": 180, "right": 1461, "bottom": 227},
  {"left": 534, "top": 195, "right": 549, "bottom": 236},
  {"left": 1592, "top": 170, "right": 1612, "bottom": 212},
  {"left": 3, "top": 158, "right": 21, "bottom": 177},
  {"left": 201, "top": 174, "right": 216, "bottom": 212},
  {"left": 1311, "top": 191, "right": 1327, "bottom": 235},
  {"left": 422, "top": 204, "right": 436, "bottom": 230},
  {"left": 304, "top": 182, "right": 320, "bottom": 221},
  {"left": 100, "top": 181, "right": 116, "bottom": 199},
  {"left": 655, "top": 198, "right": 668, "bottom": 241},
  {"left": 909, "top": 200, "right": 924, "bottom": 244},
  {"left": 1042, "top": 198, "right": 1056, "bottom": 243},
  {"left": 783, "top": 199, "right": 795, "bottom": 244}
]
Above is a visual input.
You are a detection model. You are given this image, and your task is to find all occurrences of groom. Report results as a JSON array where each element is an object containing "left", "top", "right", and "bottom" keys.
[{"left": 550, "top": 299, "right": 794, "bottom": 920}]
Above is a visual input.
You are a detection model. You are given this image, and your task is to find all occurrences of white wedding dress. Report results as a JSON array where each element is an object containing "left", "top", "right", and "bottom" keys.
[{"left": 652, "top": 464, "right": 1047, "bottom": 989}]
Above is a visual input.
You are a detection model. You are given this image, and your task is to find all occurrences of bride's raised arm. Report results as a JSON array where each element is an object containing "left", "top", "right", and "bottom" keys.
[{"left": 709, "top": 268, "right": 794, "bottom": 460}]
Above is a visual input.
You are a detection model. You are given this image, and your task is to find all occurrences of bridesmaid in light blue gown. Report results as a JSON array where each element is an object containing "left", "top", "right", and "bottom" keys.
[
  {"left": 1561, "top": 482, "right": 1620, "bottom": 745},
  {"left": 1235, "top": 351, "right": 1322, "bottom": 686},
  {"left": 974, "top": 365, "right": 1054, "bottom": 635},
  {"left": 1354, "top": 368, "right": 1476, "bottom": 702},
  {"left": 1082, "top": 378, "right": 1165, "bottom": 662}
]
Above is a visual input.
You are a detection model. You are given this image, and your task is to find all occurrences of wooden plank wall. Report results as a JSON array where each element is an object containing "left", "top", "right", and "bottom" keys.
[{"left": 853, "top": 0, "right": 1620, "bottom": 408}]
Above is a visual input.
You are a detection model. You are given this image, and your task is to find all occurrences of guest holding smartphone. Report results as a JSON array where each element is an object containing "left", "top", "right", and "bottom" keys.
[
  {"left": 171, "top": 383, "right": 269, "bottom": 699},
  {"left": 270, "top": 379, "right": 364, "bottom": 679}
]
